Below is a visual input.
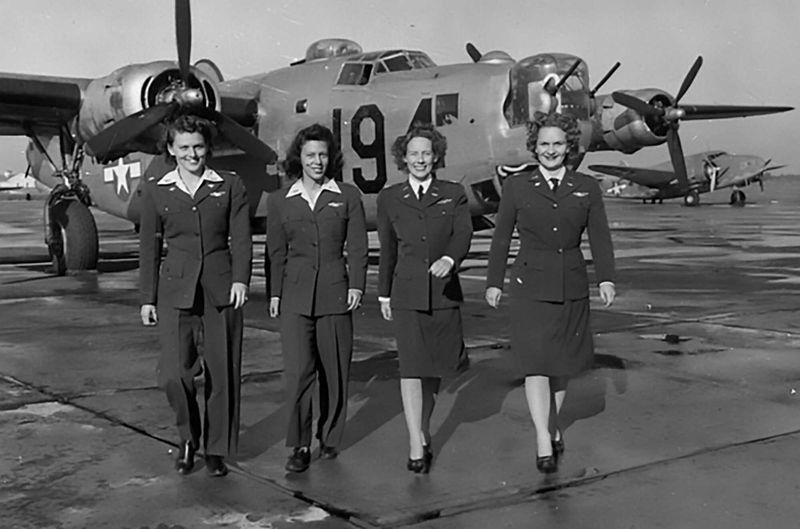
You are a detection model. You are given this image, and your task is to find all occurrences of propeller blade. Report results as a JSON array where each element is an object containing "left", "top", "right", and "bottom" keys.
[
  {"left": 759, "top": 179, "right": 764, "bottom": 192},
  {"left": 175, "top": 0, "right": 192, "bottom": 81},
  {"left": 550, "top": 59, "right": 582, "bottom": 95},
  {"left": 612, "top": 91, "right": 662, "bottom": 117},
  {"left": 87, "top": 103, "right": 176, "bottom": 161},
  {"left": 590, "top": 61, "right": 621, "bottom": 96},
  {"left": 213, "top": 111, "right": 278, "bottom": 164},
  {"left": 466, "top": 42, "right": 482, "bottom": 63},
  {"left": 666, "top": 126, "right": 690, "bottom": 190},
  {"left": 680, "top": 104, "right": 794, "bottom": 121},
  {"left": 674, "top": 56, "right": 702, "bottom": 104}
]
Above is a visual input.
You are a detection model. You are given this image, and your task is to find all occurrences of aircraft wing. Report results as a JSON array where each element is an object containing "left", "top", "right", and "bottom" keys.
[
  {"left": 588, "top": 165, "right": 676, "bottom": 188},
  {"left": 0, "top": 73, "right": 90, "bottom": 135}
]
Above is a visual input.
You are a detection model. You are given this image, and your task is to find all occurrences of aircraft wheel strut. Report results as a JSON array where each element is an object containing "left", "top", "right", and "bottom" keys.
[
  {"left": 730, "top": 190, "right": 746, "bottom": 207},
  {"left": 47, "top": 200, "right": 99, "bottom": 275}
]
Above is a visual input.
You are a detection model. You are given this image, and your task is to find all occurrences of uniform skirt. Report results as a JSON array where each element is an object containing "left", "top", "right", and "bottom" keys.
[
  {"left": 509, "top": 295, "right": 594, "bottom": 377},
  {"left": 393, "top": 307, "right": 469, "bottom": 378}
]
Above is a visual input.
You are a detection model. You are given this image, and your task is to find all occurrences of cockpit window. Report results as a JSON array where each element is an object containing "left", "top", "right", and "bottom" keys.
[
  {"left": 336, "top": 51, "right": 436, "bottom": 86},
  {"left": 384, "top": 55, "right": 413, "bottom": 72},
  {"left": 336, "top": 63, "right": 374, "bottom": 85}
]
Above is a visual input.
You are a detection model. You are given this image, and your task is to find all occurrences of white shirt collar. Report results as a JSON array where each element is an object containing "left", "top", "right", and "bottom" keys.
[
  {"left": 286, "top": 178, "right": 341, "bottom": 209},
  {"left": 157, "top": 168, "right": 223, "bottom": 197},
  {"left": 157, "top": 168, "right": 224, "bottom": 185},
  {"left": 408, "top": 176, "right": 433, "bottom": 195},
  {"left": 538, "top": 166, "right": 566, "bottom": 182}
]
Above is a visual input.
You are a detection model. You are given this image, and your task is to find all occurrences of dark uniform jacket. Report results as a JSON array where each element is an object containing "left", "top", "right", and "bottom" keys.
[
  {"left": 486, "top": 168, "right": 614, "bottom": 302},
  {"left": 139, "top": 169, "right": 253, "bottom": 309},
  {"left": 377, "top": 178, "right": 473, "bottom": 311},
  {"left": 266, "top": 181, "right": 368, "bottom": 317}
]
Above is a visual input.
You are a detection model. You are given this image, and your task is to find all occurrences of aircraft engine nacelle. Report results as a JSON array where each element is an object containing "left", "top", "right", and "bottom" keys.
[
  {"left": 77, "top": 61, "right": 221, "bottom": 150},
  {"left": 598, "top": 88, "right": 672, "bottom": 154}
]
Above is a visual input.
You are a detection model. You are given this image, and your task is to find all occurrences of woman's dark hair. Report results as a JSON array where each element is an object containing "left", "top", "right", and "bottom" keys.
[
  {"left": 283, "top": 123, "right": 343, "bottom": 180},
  {"left": 390, "top": 123, "right": 447, "bottom": 172},
  {"left": 164, "top": 114, "right": 215, "bottom": 154},
  {"left": 525, "top": 111, "right": 582, "bottom": 165}
]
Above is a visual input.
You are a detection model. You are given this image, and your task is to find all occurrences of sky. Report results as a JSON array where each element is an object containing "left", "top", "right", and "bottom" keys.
[{"left": 1, "top": 0, "right": 797, "bottom": 173}]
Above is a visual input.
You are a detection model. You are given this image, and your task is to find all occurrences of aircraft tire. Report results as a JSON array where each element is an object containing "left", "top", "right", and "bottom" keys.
[
  {"left": 48, "top": 200, "right": 99, "bottom": 275},
  {"left": 684, "top": 190, "right": 700, "bottom": 207},
  {"left": 730, "top": 190, "right": 746, "bottom": 207}
]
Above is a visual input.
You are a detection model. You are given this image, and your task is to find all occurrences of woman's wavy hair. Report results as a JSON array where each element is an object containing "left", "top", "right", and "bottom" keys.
[
  {"left": 283, "top": 123, "right": 343, "bottom": 180},
  {"left": 526, "top": 111, "right": 582, "bottom": 167},
  {"left": 390, "top": 123, "right": 447, "bottom": 172},
  {"left": 162, "top": 113, "right": 215, "bottom": 158}
]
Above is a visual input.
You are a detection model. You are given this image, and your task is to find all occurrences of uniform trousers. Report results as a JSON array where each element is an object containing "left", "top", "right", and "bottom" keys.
[
  {"left": 157, "top": 284, "right": 243, "bottom": 457},
  {"left": 281, "top": 311, "right": 353, "bottom": 448}
]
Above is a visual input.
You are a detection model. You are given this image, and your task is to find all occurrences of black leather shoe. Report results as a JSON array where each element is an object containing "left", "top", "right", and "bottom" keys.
[
  {"left": 205, "top": 455, "right": 228, "bottom": 477},
  {"left": 407, "top": 457, "right": 431, "bottom": 474},
  {"left": 536, "top": 455, "right": 558, "bottom": 474},
  {"left": 285, "top": 447, "right": 311, "bottom": 473},
  {"left": 552, "top": 438, "right": 565, "bottom": 457},
  {"left": 319, "top": 444, "right": 339, "bottom": 460},
  {"left": 423, "top": 443, "right": 433, "bottom": 465},
  {"left": 174, "top": 440, "right": 195, "bottom": 475}
]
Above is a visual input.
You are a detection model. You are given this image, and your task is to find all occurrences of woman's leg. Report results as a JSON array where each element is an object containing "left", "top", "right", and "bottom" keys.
[
  {"left": 400, "top": 378, "right": 424, "bottom": 459},
  {"left": 420, "top": 377, "right": 441, "bottom": 447},
  {"left": 524, "top": 375, "right": 553, "bottom": 457},
  {"left": 551, "top": 376, "right": 568, "bottom": 442}
]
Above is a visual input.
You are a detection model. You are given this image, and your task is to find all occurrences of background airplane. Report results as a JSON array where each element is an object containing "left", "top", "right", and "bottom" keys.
[
  {"left": 590, "top": 151, "right": 786, "bottom": 206},
  {"left": 0, "top": 1, "right": 792, "bottom": 274}
]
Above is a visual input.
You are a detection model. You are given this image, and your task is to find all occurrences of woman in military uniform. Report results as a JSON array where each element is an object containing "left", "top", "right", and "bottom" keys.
[
  {"left": 377, "top": 124, "right": 473, "bottom": 474},
  {"left": 139, "top": 114, "right": 252, "bottom": 477},
  {"left": 485, "top": 112, "right": 616, "bottom": 473}
]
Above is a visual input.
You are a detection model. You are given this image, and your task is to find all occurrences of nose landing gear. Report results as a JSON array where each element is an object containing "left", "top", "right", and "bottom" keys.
[{"left": 730, "top": 189, "right": 746, "bottom": 207}]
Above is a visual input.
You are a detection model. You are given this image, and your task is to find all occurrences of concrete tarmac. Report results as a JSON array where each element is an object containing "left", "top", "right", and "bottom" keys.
[{"left": 1, "top": 180, "right": 799, "bottom": 528}]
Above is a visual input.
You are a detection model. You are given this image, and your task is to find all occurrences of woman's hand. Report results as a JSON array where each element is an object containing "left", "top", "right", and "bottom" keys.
[
  {"left": 599, "top": 282, "right": 616, "bottom": 307},
  {"left": 269, "top": 297, "right": 280, "bottom": 318},
  {"left": 347, "top": 289, "right": 363, "bottom": 311},
  {"left": 230, "top": 282, "right": 248, "bottom": 309},
  {"left": 379, "top": 299, "right": 392, "bottom": 321},
  {"left": 140, "top": 304, "right": 158, "bottom": 326},
  {"left": 485, "top": 287, "right": 503, "bottom": 308},
  {"left": 429, "top": 257, "right": 454, "bottom": 278}
]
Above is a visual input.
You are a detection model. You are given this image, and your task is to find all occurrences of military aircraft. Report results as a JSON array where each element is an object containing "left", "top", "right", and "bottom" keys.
[
  {"left": 0, "top": 1, "right": 792, "bottom": 274},
  {"left": 590, "top": 151, "right": 786, "bottom": 206}
]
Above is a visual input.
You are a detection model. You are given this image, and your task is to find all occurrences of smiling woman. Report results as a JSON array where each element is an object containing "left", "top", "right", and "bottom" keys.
[
  {"left": 485, "top": 111, "right": 616, "bottom": 474},
  {"left": 138, "top": 114, "right": 252, "bottom": 478}
]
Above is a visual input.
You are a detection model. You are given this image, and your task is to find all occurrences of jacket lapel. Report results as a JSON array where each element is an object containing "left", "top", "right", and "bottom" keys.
[
  {"left": 555, "top": 171, "right": 577, "bottom": 199},
  {"left": 420, "top": 179, "right": 441, "bottom": 208},
  {"left": 313, "top": 189, "right": 335, "bottom": 213},
  {"left": 192, "top": 179, "right": 221, "bottom": 204},
  {"left": 529, "top": 169, "right": 555, "bottom": 202},
  {"left": 400, "top": 182, "right": 424, "bottom": 210}
]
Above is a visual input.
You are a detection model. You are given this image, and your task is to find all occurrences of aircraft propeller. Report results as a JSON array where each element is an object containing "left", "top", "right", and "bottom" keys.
[
  {"left": 86, "top": 0, "right": 277, "bottom": 164},
  {"left": 466, "top": 43, "right": 482, "bottom": 63},
  {"left": 611, "top": 56, "right": 704, "bottom": 191}
]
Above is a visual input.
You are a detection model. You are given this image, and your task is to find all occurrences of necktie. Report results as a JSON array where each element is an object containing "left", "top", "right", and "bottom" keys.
[
  {"left": 549, "top": 178, "right": 559, "bottom": 193},
  {"left": 418, "top": 185, "right": 425, "bottom": 201}
]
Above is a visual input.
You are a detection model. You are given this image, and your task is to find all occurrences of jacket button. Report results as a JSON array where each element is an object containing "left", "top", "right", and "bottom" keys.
[
  {"left": 552, "top": 226, "right": 558, "bottom": 232},
  {"left": 553, "top": 203, "right": 558, "bottom": 208},
  {"left": 421, "top": 235, "right": 427, "bottom": 241},
  {"left": 191, "top": 206, "right": 197, "bottom": 211},
  {"left": 312, "top": 241, "right": 318, "bottom": 247},
  {"left": 557, "top": 248, "right": 563, "bottom": 254}
]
